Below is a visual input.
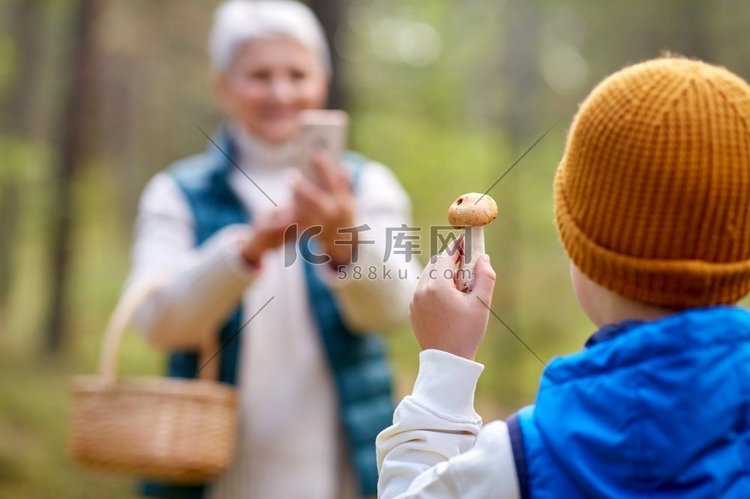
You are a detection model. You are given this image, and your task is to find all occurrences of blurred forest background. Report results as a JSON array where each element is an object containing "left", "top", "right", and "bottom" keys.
[{"left": 2, "top": 0, "right": 750, "bottom": 497}]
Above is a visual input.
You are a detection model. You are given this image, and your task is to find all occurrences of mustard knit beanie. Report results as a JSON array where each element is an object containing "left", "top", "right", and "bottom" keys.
[{"left": 555, "top": 57, "right": 750, "bottom": 308}]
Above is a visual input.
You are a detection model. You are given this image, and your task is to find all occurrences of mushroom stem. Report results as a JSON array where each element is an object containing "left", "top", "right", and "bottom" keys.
[
  {"left": 458, "top": 226, "right": 485, "bottom": 291},
  {"left": 467, "top": 226, "right": 485, "bottom": 261}
]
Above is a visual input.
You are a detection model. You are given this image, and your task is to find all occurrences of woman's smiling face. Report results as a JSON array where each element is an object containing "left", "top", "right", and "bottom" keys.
[{"left": 216, "top": 36, "right": 328, "bottom": 144}]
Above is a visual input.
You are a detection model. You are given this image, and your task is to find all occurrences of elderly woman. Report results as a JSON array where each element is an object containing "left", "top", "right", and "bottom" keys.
[{"left": 124, "top": 1, "right": 419, "bottom": 498}]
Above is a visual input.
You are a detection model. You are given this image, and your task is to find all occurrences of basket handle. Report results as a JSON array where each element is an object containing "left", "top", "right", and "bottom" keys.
[{"left": 98, "top": 277, "right": 220, "bottom": 383}]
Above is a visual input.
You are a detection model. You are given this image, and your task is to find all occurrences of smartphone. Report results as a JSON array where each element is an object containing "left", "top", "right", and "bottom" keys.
[{"left": 298, "top": 109, "right": 349, "bottom": 182}]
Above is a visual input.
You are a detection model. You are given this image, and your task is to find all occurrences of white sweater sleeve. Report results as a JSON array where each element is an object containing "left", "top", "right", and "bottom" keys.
[
  {"left": 125, "top": 172, "right": 259, "bottom": 350},
  {"left": 377, "top": 350, "right": 521, "bottom": 499},
  {"left": 316, "top": 161, "right": 422, "bottom": 333}
]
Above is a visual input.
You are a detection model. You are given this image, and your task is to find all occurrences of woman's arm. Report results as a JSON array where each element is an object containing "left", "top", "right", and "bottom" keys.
[{"left": 124, "top": 172, "right": 259, "bottom": 350}]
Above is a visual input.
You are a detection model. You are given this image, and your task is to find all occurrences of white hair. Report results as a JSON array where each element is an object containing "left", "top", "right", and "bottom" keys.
[{"left": 209, "top": 0, "right": 332, "bottom": 75}]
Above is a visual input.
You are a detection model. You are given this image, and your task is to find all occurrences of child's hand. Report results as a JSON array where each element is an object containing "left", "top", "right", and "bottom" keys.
[{"left": 410, "top": 245, "right": 496, "bottom": 360}]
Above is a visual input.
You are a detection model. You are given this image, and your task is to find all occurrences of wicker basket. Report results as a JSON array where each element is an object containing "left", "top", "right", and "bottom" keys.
[{"left": 69, "top": 280, "right": 238, "bottom": 484}]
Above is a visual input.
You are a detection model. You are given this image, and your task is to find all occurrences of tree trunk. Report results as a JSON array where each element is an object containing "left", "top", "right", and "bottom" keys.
[
  {"left": 0, "top": 183, "right": 19, "bottom": 318},
  {"left": 491, "top": 0, "right": 542, "bottom": 401},
  {"left": 44, "top": 0, "right": 99, "bottom": 353},
  {"left": 0, "top": 0, "right": 44, "bottom": 316},
  {"left": 307, "top": 0, "right": 346, "bottom": 110},
  {"left": 2, "top": 0, "right": 43, "bottom": 134},
  {"left": 497, "top": 0, "right": 541, "bottom": 320}
]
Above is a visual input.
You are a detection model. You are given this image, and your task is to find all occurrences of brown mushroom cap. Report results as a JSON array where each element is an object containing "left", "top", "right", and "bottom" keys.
[{"left": 448, "top": 192, "right": 498, "bottom": 227}]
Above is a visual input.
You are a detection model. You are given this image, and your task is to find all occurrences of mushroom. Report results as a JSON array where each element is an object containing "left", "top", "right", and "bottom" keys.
[{"left": 448, "top": 192, "right": 498, "bottom": 291}]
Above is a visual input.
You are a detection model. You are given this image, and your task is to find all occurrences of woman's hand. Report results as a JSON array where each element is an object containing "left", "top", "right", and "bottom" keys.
[
  {"left": 290, "top": 151, "right": 358, "bottom": 265},
  {"left": 410, "top": 244, "right": 496, "bottom": 361},
  {"left": 241, "top": 205, "right": 296, "bottom": 266}
]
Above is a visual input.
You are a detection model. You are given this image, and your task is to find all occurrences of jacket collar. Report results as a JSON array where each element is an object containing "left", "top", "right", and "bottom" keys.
[{"left": 584, "top": 320, "right": 643, "bottom": 348}]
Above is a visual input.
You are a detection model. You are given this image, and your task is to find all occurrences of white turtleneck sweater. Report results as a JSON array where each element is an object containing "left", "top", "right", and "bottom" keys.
[{"left": 125, "top": 126, "right": 421, "bottom": 499}]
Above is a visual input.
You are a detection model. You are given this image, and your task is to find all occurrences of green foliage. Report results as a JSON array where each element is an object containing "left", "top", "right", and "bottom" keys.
[
  {"left": 0, "top": 165, "right": 159, "bottom": 499},
  {"left": 353, "top": 110, "right": 501, "bottom": 223},
  {"left": 0, "top": 136, "right": 48, "bottom": 183},
  {"left": 0, "top": 352, "right": 140, "bottom": 499}
]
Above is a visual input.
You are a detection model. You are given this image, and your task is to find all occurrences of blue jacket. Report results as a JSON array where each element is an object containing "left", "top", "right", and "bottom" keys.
[
  {"left": 142, "top": 130, "right": 394, "bottom": 498},
  {"left": 509, "top": 306, "right": 750, "bottom": 498}
]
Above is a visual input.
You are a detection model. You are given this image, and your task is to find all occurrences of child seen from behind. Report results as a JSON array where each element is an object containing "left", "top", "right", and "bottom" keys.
[{"left": 377, "top": 57, "right": 750, "bottom": 498}]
